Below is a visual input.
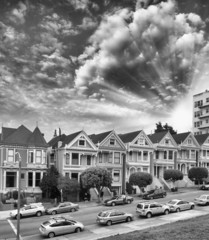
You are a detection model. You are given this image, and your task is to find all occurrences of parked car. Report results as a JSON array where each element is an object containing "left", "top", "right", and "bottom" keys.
[
  {"left": 39, "top": 216, "right": 84, "bottom": 238},
  {"left": 136, "top": 201, "right": 170, "bottom": 218},
  {"left": 96, "top": 209, "right": 133, "bottom": 226},
  {"left": 200, "top": 184, "right": 209, "bottom": 190},
  {"left": 104, "top": 195, "right": 134, "bottom": 206},
  {"left": 142, "top": 188, "right": 167, "bottom": 200},
  {"left": 46, "top": 202, "right": 79, "bottom": 215},
  {"left": 10, "top": 203, "right": 46, "bottom": 219},
  {"left": 194, "top": 194, "right": 209, "bottom": 205},
  {"left": 166, "top": 199, "right": 195, "bottom": 212}
]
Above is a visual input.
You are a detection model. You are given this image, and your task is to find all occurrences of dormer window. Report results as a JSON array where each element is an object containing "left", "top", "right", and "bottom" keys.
[
  {"left": 165, "top": 138, "right": 170, "bottom": 145},
  {"left": 110, "top": 139, "right": 115, "bottom": 145},
  {"left": 79, "top": 139, "right": 85, "bottom": 146},
  {"left": 188, "top": 139, "right": 192, "bottom": 145}
]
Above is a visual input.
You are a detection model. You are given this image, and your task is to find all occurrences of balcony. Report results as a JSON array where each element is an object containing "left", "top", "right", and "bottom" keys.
[{"left": 198, "top": 103, "right": 209, "bottom": 108}]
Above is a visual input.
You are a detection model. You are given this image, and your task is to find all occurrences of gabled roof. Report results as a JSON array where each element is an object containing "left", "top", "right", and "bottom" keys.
[
  {"left": 48, "top": 134, "right": 67, "bottom": 148},
  {"left": 89, "top": 130, "right": 112, "bottom": 144},
  {"left": 119, "top": 130, "right": 142, "bottom": 143},
  {"left": 61, "top": 131, "right": 83, "bottom": 147},
  {"left": 195, "top": 133, "right": 209, "bottom": 145},
  {"left": 172, "top": 132, "right": 191, "bottom": 144},
  {"left": 28, "top": 127, "right": 48, "bottom": 147},
  {"left": 0, "top": 125, "right": 48, "bottom": 147},
  {"left": 147, "top": 131, "right": 168, "bottom": 144}
]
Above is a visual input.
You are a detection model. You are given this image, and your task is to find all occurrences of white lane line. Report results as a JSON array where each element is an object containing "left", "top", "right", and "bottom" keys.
[{"left": 7, "top": 219, "right": 23, "bottom": 240}]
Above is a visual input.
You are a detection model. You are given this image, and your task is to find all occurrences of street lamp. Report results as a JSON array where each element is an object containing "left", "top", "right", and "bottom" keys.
[{"left": 15, "top": 152, "right": 21, "bottom": 240}]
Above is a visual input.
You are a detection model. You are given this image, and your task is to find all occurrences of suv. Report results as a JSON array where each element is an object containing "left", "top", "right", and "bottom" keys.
[
  {"left": 142, "top": 188, "right": 166, "bottom": 200},
  {"left": 136, "top": 201, "right": 170, "bottom": 218}
]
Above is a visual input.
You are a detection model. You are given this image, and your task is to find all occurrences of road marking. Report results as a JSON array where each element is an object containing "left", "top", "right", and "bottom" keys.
[{"left": 7, "top": 219, "right": 23, "bottom": 240}]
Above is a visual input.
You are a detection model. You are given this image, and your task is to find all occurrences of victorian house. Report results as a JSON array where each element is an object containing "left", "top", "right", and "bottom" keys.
[
  {"left": 0, "top": 125, "right": 48, "bottom": 198},
  {"left": 119, "top": 130, "right": 154, "bottom": 182},
  {"left": 89, "top": 130, "right": 126, "bottom": 195},
  {"left": 48, "top": 130, "right": 97, "bottom": 181},
  {"left": 148, "top": 131, "right": 178, "bottom": 179},
  {"left": 172, "top": 132, "right": 200, "bottom": 175}
]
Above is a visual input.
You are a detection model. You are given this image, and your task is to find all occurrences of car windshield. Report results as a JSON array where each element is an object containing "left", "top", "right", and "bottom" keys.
[
  {"left": 42, "top": 220, "right": 54, "bottom": 226},
  {"left": 199, "top": 195, "right": 207, "bottom": 200},
  {"left": 98, "top": 212, "right": 109, "bottom": 217},
  {"left": 168, "top": 200, "right": 178, "bottom": 205}
]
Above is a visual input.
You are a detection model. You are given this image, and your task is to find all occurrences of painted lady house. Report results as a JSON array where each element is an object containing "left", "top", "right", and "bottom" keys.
[{"left": 0, "top": 125, "right": 48, "bottom": 200}]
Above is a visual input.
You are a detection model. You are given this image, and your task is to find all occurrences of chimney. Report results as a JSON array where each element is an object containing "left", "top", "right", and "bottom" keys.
[
  {"left": 59, "top": 128, "right": 61, "bottom": 136},
  {"left": 54, "top": 129, "right": 57, "bottom": 138}
]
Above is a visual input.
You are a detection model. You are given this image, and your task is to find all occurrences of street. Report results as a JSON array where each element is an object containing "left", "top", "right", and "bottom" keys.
[{"left": 0, "top": 189, "right": 207, "bottom": 240}]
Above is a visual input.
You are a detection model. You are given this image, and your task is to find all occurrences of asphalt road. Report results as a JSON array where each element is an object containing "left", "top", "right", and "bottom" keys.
[{"left": 0, "top": 189, "right": 207, "bottom": 240}]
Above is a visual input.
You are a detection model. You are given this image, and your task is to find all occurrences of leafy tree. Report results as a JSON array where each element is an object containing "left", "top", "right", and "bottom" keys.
[
  {"left": 57, "top": 176, "right": 80, "bottom": 201},
  {"left": 154, "top": 122, "right": 177, "bottom": 134},
  {"left": 164, "top": 169, "right": 183, "bottom": 190},
  {"left": 126, "top": 181, "right": 134, "bottom": 194},
  {"left": 40, "top": 166, "right": 60, "bottom": 199},
  {"left": 80, "top": 167, "right": 112, "bottom": 202},
  {"left": 129, "top": 172, "right": 153, "bottom": 190},
  {"left": 188, "top": 167, "right": 208, "bottom": 185}
]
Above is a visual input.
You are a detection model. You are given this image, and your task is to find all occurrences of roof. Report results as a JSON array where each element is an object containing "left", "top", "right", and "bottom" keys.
[
  {"left": 48, "top": 134, "right": 67, "bottom": 148},
  {"left": 119, "top": 130, "right": 142, "bottom": 143},
  {"left": 0, "top": 125, "right": 48, "bottom": 147},
  {"left": 89, "top": 130, "right": 112, "bottom": 144},
  {"left": 194, "top": 133, "right": 209, "bottom": 145},
  {"left": 61, "top": 131, "right": 83, "bottom": 147},
  {"left": 147, "top": 131, "right": 168, "bottom": 144},
  {"left": 172, "top": 132, "right": 191, "bottom": 144}
]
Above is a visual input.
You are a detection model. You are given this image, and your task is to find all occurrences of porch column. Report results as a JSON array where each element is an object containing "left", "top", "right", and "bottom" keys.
[
  {"left": 17, "top": 170, "right": 19, "bottom": 189},
  {"left": 3, "top": 171, "right": 6, "bottom": 191},
  {"left": 33, "top": 171, "right": 35, "bottom": 188},
  {"left": 174, "top": 151, "right": 177, "bottom": 170},
  {"left": 122, "top": 153, "right": 126, "bottom": 194},
  {"left": 149, "top": 152, "right": 154, "bottom": 175}
]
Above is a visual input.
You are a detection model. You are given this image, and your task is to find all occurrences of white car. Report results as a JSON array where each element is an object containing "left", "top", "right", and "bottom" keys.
[
  {"left": 194, "top": 195, "right": 209, "bottom": 206},
  {"left": 10, "top": 203, "right": 46, "bottom": 219},
  {"left": 166, "top": 199, "right": 195, "bottom": 212}
]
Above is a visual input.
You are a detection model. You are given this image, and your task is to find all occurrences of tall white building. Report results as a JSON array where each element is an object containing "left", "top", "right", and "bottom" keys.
[{"left": 193, "top": 90, "right": 209, "bottom": 135}]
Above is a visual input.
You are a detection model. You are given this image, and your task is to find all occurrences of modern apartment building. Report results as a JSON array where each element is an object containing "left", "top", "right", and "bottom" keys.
[{"left": 193, "top": 90, "right": 209, "bottom": 135}]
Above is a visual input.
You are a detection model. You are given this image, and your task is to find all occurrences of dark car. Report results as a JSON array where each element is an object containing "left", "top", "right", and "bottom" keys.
[
  {"left": 142, "top": 188, "right": 166, "bottom": 200},
  {"left": 104, "top": 195, "right": 133, "bottom": 206},
  {"left": 200, "top": 184, "right": 209, "bottom": 190}
]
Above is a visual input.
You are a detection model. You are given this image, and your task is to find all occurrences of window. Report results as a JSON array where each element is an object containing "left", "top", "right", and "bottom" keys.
[
  {"left": 113, "top": 171, "right": 120, "bottom": 182},
  {"left": 155, "top": 151, "right": 159, "bottom": 159},
  {"left": 98, "top": 153, "right": 102, "bottom": 163},
  {"left": 114, "top": 152, "right": 120, "bottom": 164},
  {"left": 187, "top": 139, "right": 192, "bottom": 145},
  {"left": 168, "top": 151, "right": 173, "bottom": 160},
  {"left": 206, "top": 98, "right": 209, "bottom": 102},
  {"left": 203, "top": 150, "right": 206, "bottom": 157},
  {"left": 79, "top": 139, "right": 85, "bottom": 146},
  {"left": 143, "top": 167, "right": 148, "bottom": 172},
  {"left": 35, "top": 172, "right": 41, "bottom": 187},
  {"left": 28, "top": 172, "right": 33, "bottom": 187},
  {"left": 6, "top": 172, "right": 16, "bottom": 187},
  {"left": 191, "top": 150, "right": 196, "bottom": 159},
  {"left": 42, "top": 151, "right": 46, "bottom": 164},
  {"left": 139, "top": 137, "right": 145, "bottom": 145},
  {"left": 28, "top": 151, "right": 34, "bottom": 163},
  {"left": 164, "top": 151, "right": 167, "bottom": 159},
  {"left": 71, "top": 172, "right": 78, "bottom": 180},
  {"left": 72, "top": 153, "right": 79, "bottom": 165},
  {"left": 66, "top": 153, "right": 70, "bottom": 165},
  {"left": 36, "top": 150, "right": 41, "bottom": 163},
  {"left": 21, "top": 173, "right": 25, "bottom": 179},
  {"left": 110, "top": 139, "right": 115, "bottom": 145},
  {"left": 165, "top": 139, "right": 170, "bottom": 145},
  {"left": 108, "top": 152, "right": 113, "bottom": 163},
  {"left": 87, "top": 155, "right": 91, "bottom": 165},
  {"left": 143, "top": 151, "right": 148, "bottom": 161},
  {"left": 8, "top": 149, "right": 14, "bottom": 162},
  {"left": 138, "top": 151, "right": 142, "bottom": 160}
]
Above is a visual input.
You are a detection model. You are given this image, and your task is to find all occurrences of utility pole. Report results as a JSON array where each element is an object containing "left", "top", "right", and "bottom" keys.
[{"left": 15, "top": 152, "right": 21, "bottom": 240}]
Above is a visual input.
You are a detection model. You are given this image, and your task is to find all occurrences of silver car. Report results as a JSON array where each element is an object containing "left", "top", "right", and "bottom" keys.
[
  {"left": 39, "top": 216, "right": 84, "bottom": 238},
  {"left": 46, "top": 202, "right": 79, "bottom": 215},
  {"left": 194, "top": 194, "right": 209, "bottom": 205},
  {"left": 96, "top": 209, "right": 133, "bottom": 226},
  {"left": 10, "top": 203, "right": 46, "bottom": 219},
  {"left": 136, "top": 201, "right": 170, "bottom": 218},
  {"left": 166, "top": 199, "right": 195, "bottom": 212}
]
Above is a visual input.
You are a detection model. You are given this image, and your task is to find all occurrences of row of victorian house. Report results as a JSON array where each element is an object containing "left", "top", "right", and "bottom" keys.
[{"left": 0, "top": 125, "right": 209, "bottom": 198}]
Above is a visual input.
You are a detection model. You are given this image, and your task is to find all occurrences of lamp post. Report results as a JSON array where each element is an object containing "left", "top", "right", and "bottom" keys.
[{"left": 15, "top": 152, "right": 21, "bottom": 240}]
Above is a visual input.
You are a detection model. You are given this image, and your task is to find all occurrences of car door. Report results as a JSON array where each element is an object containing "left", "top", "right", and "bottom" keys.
[
  {"left": 115, "top": 211, "right": 125, "bottom": 223},
  {"left": 109, "top": 211, "right": 118, "bottom": 223},
  {"left": 177, "top": 200, "right": 185, "bottom": 210},
  {"left": 58, "top": 203, "right": 66, "bottom": 213},
  {"left": 150, "top": 203, "right": 158, "bottom": 215},
  {"left": 116, "top": 196, "right": 124, "bottom": 205},
  {"left": 51, "top": 222, "right": 64, "bottom": 235},
  {"left": 62, "top": 221, "right": 75, "bottom": 234},
  {"left": 22, "top": 206, "right": 33, "bottom": 217}
]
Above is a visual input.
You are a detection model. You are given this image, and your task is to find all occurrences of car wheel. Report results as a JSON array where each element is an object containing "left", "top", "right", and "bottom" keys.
[
  {"left": 51, "top": 211, "right": 57, "bottom": 215},
  {"left": 111, "top": 202, "right": 116, "bottom": 206},
  {"left": 126, "top": 217, "right": 131, "bottom": 222},
  {"left": 127, "top": 200, "right": 131, "bottom": 204},
  {"left": 71, "top": 208, "right": 76, "bottom": 212},
  {"left": 48, "top": 232, "right": 55, "bottom": 238},
  {"left": 164, "top": 209, "right": 169, "bottom": 215},
  {"left": 176, "top": 208, "right": 180, "bottom": 213},
  {"left": 106, "top": 220, "right": 112, "bottom": 226},
  {"left": 36, "top": 211, "right": 42, "bottom": 217},
  {"left": 146, "top": 212, "right": 152, "bottom": 218},
  {"left": 191, "top": 205, "right": 195, "bottom": 209},
  {"left": 75, "top": 227, "right": 81, "bottom": 233},
  {"left": 15, "top": 214, "right": 22, "bottom": 220}
]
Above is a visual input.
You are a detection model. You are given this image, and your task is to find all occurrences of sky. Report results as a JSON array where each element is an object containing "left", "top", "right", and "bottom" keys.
[{"left": 0, "top": 0, "right": 209, "bottom": 142}]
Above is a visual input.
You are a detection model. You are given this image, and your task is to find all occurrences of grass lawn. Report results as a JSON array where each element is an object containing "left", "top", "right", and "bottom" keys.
[{"left": 100, "top": 214, "right": 209, "bottom": 240}]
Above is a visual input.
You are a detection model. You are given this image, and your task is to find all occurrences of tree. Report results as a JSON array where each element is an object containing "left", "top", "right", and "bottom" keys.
[
  {"left": 80, "top": 167, "right": 112, "bottom": 202},
  {"left": 164, "top": 169, "right": 183, "bottom": 191},
  {"left": 188, "top": 167, "right": 208, "bottom": 185},
  {"left": 129, "top": 172, "right": 153, "bottom": 190},
  {"left": 57, "top": 176, "right": 80, "bottom": 201},
  {"left": 40, "top": 165, "right": 60, "bottom": 199},
  {"left": 154, "top": 122, "right": 177, "bottom": 134}
]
